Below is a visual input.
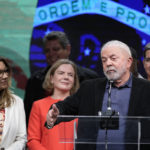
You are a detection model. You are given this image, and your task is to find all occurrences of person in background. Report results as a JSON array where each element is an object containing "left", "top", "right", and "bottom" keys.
[
  {"left": 46, "top": 40, "right": 150, "bottom": 150},
  {"left": 0, "top": 56, "right": 26, "bottom": 149},
  {"left": 143, "top": 42, "right": 150, "bottom": 80},
  {"left": 27, "top": 59, "right": 79, "bottom": 150},
  {"left": 130, "top": 47, "right": 143, "bottom": 78},
  {"left": 24, "top": 31, "right": 99, "bottom": 126}
]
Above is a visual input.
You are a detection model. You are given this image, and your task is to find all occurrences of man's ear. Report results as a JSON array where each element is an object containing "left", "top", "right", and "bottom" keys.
[{"left": 128, "top": 57, "right": 133, "bottom": 69}]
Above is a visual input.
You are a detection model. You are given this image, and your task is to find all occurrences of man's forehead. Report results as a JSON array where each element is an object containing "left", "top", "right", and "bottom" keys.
[
  {"left": 45, "top": 41, "right": 64, "bottom": 50},
  {"left": 101, "top": 47, "right": 122, "bottom": 56}
]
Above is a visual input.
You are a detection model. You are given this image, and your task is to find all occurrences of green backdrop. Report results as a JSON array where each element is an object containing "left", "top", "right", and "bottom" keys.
[{"left": 0, "top": 0, "right": 37, "bottom": 99}]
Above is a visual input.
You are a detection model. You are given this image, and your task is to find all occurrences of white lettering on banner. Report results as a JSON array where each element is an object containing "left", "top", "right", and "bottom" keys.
[{"left": 33, "top": 0, "right": 150, "bottom": 36}]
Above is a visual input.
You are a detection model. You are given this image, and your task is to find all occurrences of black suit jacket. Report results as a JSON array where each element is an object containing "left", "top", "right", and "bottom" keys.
[{"left": 55, "top": 76, "right": 150, "bottom": 150}]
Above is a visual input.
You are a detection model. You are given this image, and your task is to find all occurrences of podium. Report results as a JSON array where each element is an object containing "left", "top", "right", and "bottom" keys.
[{"left": 57, "top": 115, "right": 150, "bottom": 150}]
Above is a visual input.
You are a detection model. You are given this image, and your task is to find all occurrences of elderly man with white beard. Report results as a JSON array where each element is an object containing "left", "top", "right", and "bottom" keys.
[{"left": 46, "top": 40, "right": 150, "bottom": 150}]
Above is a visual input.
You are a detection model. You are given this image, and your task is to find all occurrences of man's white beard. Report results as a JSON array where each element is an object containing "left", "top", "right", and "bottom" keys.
[{"left": 104, "top": 65, "right": 126, "bottom": 81}]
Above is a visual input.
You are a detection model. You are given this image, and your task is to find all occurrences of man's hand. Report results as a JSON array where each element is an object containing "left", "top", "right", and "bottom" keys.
[{"left": 46, "top": 104, "right": 59, "bottom": 128}]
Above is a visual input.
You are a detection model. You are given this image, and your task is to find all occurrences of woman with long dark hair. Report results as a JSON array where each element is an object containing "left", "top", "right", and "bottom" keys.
[{"left": 0, "top": 56, "right": 26, "bottom": 149}]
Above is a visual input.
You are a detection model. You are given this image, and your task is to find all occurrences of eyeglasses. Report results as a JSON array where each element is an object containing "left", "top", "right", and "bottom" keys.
[
  {"left": 0, "top": 69, "right": 9, "bottom": 78},
  {"left": 144, "top": 58, "right": 150, "bottom": 63}
]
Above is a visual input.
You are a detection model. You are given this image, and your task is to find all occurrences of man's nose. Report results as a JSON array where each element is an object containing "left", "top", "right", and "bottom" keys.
[
  {"left": 106, "top": 59, "right": 112, "bottom": 66},
  {"left": 46, "top": 49, "right": 55, "bottom": 55}
]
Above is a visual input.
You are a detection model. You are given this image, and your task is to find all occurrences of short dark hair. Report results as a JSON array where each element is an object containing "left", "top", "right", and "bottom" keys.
[
  {"left": 130, "top": 47, "right": 138, "bottom": 60},
  {"left": 43, "top": 31, "right": 70, "bottom": 50},
  {"left": 129, "top": 47, "right": 138, "bottom": 77},
  {"left": 143, "top": 42, "right": 150, "bottom": 58}
]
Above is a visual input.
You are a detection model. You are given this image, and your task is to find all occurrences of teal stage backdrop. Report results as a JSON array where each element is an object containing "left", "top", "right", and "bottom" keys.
[{"left": 0, "top": 0, "right": 37, "bottom": 99}]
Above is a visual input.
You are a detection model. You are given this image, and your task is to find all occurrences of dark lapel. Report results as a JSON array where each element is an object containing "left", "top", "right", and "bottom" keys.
[
  {"left": 127, "top": 76, "right": 141, "bottom": 116},
  {"left": 94, "top": 78, "right": 107, "bottom": 115},
  {"left": 125, "top": 77, "right": 142, "bottom": 150}
]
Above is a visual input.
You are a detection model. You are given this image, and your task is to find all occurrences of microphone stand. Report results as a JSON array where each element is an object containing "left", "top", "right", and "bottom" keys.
[
  {"left": 99, "top": 80, "right": 119, "bottom": 150},
  {"left": 107, "top": 80, "right": 113, "bottom": 110},
  {"left": 105, "top": 80, "right": 113, "bottom": 150}
]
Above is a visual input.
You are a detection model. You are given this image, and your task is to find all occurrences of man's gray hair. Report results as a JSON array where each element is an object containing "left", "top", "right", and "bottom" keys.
[{"left": 101, "top": 40, "right": 131, "bottom": 56}]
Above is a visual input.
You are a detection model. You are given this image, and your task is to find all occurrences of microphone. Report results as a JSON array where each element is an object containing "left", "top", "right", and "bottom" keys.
[
  {"left": 99, "top": 80, "right": 119, "bottom": 129},
  {"left": 107, "top": 80, "right": 113, "bottom": 110}
]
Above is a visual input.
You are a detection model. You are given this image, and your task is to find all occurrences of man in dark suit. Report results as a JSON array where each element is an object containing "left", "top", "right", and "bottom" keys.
[
  {"left": 46, "top": 40, "right": 150, "bottom": 150},
  {"left": 24, "top": 31, "right": 99, "bottom": 126}
]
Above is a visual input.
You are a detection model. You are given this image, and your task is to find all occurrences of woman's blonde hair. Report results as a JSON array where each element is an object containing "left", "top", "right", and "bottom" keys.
[
  {"left": 0, "top": 57, "right": 14, "bottom": 109},
  {"left": 43, "top": 59, "right": 79, "bottom": 95}
]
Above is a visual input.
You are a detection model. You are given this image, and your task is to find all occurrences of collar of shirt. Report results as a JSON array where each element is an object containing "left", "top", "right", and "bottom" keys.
[{"left": 106, "top": 73, "right": 133, "bottom": 89}]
